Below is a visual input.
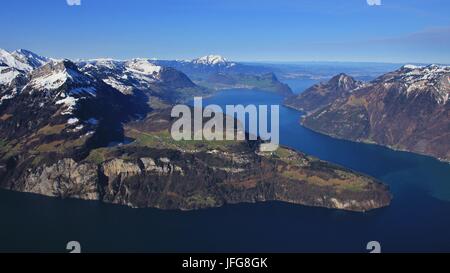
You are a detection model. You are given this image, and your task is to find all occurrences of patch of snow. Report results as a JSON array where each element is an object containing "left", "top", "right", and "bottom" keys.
[
  {"left": 0, "top": 94, "right": 15, "bottom": 104},
  {"left": 56, "top": 96, "right": 78, "bottom": 115},
  {"left": 12, "top": 49, "right": 48, "bottom": 69},
  {"left": 403, "top": 64, "right": 422, "bottom": 70},
  {"left": 30, "top": 70, "right": 69, "bottom": 90},
  {"left": 103, "top": 77, "right": 133, "bottom": 94},
  {"left": 0, "top": 48, "right": 48, "bottom": 72},
  {"left": 389, "top": 64, "right": 450, "bottom": 104},
  {"left": 0, "top": 67, "right": 21, "bottom": 86},
  {"left": 67, "top": 118, "right": 79, "bottom": 125},
  {"left": 81, "top": 58, "right": 123, "bottom": 70},
  {"left": 74, "top": 125, "right": 84, "bottom": 131},
  {"left": 0, "top": 49, "right": 33, "bottom": 72},
  {"left": 29, "top": 63, "right": 89, "bottom": 91},
  {"left": 126, "top": 59, "right": 162, "bottom": 75},
  {"left": 193, "top": 55, "right": 228, "bottom": 65}
]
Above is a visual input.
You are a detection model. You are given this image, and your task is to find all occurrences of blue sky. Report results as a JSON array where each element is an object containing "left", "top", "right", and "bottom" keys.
[{"left": 2, "top": 0, "right": 450, "bottom": 63}]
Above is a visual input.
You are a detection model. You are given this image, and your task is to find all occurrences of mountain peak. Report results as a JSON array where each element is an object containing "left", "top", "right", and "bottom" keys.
[
  {"left": 192, "top": 55, "right": 229, "bottom": 65},
  {"left": 330, "top": 73, "right": 351, "bottom": 81},
  {"left": 402, "top": 64, "right": 422, "bottom": 70},
  {"left": 380, "top": 64, "right": 450, "bottom": 104},
  {"left": 328, "top": 73, "right": 361, "bottom": 91},
  {"left": 126, "top": 59, "right": 162, "bottom": 75},
  {"left": 286, "top": 73, "right": 362, "bottom": 113},
  {"left": 28, "top": 59, "right": 90, "bottom": 91},
  {"left": 0, "top": 48, "right": 48, "bottom": 72}
]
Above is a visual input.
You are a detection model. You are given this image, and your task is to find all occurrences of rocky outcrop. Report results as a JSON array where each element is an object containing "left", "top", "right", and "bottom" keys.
[
  {"left": 101, "top": 158, "right": 141, "bottom": 179},
  {"left": 20, "top": 158, "right": 99, "bottom": 200},
  {"left": 139, "top": 157, "right": 184, "bottom": 175}
]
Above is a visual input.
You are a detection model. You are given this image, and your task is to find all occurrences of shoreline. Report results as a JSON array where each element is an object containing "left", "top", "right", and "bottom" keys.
[{"left": 295, "top": 115, "right": 450, "bottom": 165}]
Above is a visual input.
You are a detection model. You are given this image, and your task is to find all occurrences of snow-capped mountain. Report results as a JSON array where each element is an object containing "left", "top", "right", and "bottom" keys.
[
  {"left": 299, "top": 65, "right": 450, "bottom": 161},
  {"left": 126, "top": 59, "right": 162, "bottom": 75},
  {"left": 11, "top": 49, "right": 49, "bottom": 70},
  {"left": 191, "top": 55, "right": 234, "bottom": 66},
  {"left": 375, "top": 64, "right": 450, "bottom": 104},
  {"left": 0, "top": 48, "right": 49, "bottom": 72},
  {"left": 151, "top": 55, "right": 273, "bottom": 78},
  {"left": 0, "top": 48, "right": 50, "bottom": 97},
  {"left": 26, "top": 60, "right": 92, "bottom": 92},
  {"left": 0, "top": 57, "right": 148, "bottom": 159},
  {"left": 0, "top": 66, "right": 26, "bottom": 92},
  {"left": 1, "top": 48, "right": 208, "bottom": 111},
  {"left": 0, "top": 48, "right": 287, "bottom": 145},
  {"left": 0, "top": 47, "right": 208, "bottom": 133},
  {"left": 78, "top": 58, "right": 203, "bottom": 102},
  {"left": 78, "top": 59, "right": 162, "bottom": 95}
]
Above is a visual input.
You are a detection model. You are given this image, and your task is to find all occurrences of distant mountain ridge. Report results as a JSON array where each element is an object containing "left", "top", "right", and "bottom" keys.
[
  {"left": 152, "top": 54, "right": 270, "bottom": 75},
  {"left": 191, "top": 55, "right": 233, "bottom": 66},
  {"left": 151, "top": 55, "right": 293, "bottom": 95}
]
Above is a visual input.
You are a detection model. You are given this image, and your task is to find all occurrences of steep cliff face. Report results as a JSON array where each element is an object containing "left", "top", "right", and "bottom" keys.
[
  {"left": 20, "top": 158, "right": 99, "bottom": 200},
  {"left": 300, "top": 65, "right": 450, "bottom": 161}
]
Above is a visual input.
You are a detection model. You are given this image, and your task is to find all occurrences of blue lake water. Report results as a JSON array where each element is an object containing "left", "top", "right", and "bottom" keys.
[
  {"left": 1, "top": 89, "right": 450, "bottom": 253},
  {"left": 279, "top": 78, "right": 320, "bottom": 94}
]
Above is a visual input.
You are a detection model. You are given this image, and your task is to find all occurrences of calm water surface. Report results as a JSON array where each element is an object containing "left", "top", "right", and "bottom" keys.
[{"left": 1, "top": 89, "right": 449, "bottom": 253}]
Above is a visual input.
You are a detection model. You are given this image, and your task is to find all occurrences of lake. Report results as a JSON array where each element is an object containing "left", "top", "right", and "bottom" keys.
[{"left": 1, "top": 89, "right": 449, "bottom": 253}]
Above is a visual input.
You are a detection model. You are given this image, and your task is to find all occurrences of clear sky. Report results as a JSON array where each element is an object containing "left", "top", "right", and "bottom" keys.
[{"left": 2, "top": 0, "right": 450, "bottom": 63}]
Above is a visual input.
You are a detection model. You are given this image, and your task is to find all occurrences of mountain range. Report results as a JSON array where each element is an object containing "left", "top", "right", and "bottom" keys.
[
  {"left": 0, "top": 48, "right": 390, "bottom": 212},
  {"left": 287, "top": 65, "right": 450, "bottom": 162},
  {"left": 151, "top": 55, "right": 293, "bottom": 95}
]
